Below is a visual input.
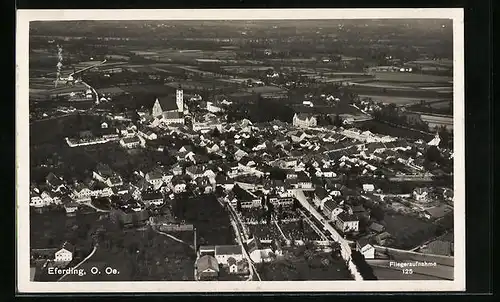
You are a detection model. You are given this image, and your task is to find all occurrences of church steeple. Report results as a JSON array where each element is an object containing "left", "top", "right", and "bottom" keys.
[{"left": 176, "top": 85, "right": 184, "bottom": 113}]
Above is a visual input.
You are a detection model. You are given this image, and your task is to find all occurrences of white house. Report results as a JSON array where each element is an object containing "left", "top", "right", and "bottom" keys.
[
  {"left": 247, "top": 237, "right": 265, "bottom": 264},
  {"left": 206, "top": 143, "right": 220, "bottom": 154},
  {"left": 362, "top": 184, "right": 375, "bottom": 193},
  {"left": 206, "top": 101, "right": 223, "bottom": 113},
  {"left": 162, "top": 174, "right": 174, "bottom": 185},
  {"left": 145, "top": 170, "right": 164, "bottom": 189},
  {"left": 291, "top": 131, "right": 308, "bottom": 143},
  {"left": 64, "top": 203, "right": 79, "bottom": 214},
  {"left": 171, "top": 178, "right": 187, "bottom": 193},
  {"left": 138, "top": 129, "right": 158, "bottom": 141},
  {"left": 40, "top": 191, "right": 60, "bottom": 206},
  {"left": 330, "top": 190, "right": 342, "bottom": 197},
  {"left": 54, "top": 242, "right": 74, "bottom": 262},
  {"left": 331, "top": 207, "right": 344, "bottom": 221},
  {"left": 316, "top": 169, "right": 337, "bottom": 178},
  {"left": 162, "top": 112, "right": 185, "bottom": 125},
  {"left": 203, "top": 170, "right": 217, "bottom": 184},
  {"left": 227, "top": 257, "right": 238, "bottom": 274},
  {"left": 413, "top": 187, "right": 429, "bottom": 202},
  {"left": 30, "top": 194, "right": 44, "bottom": 207},
  {"left": 356, "top": 238, "right": 375, "bottom": 259},
  {"left": 120, "top": 136, "right": 143, "bottom": 149},
  {"left": 171, "top": 164, "right": 183, "bottom": 176},
  {"left": 234, "top": 149, "right": 248, "bottom": 161},
  {"left": 335, "top": 213, "right": 359, "bottom": 233}
]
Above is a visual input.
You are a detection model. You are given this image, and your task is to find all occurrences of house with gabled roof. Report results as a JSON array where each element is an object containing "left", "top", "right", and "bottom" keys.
[
  {"left": 369, "top": 222, "right": 385, "bottom": 233},
  {"left": 186, "top": 164, "right": 207, "bottom": 180},
  {"left": 214, "top": 245, "right": 244, "bottom": 265},
  {"left": 141, "top": 190, "right": 164, "bottom": 207},
  {"left": 335, "top": 213, "right": 360, "bottom": 234},
  {"left": 54, "top": 241, "right": 75, "bottom": 263},
  {"left": 247, "top": 237, "right": 263, "bottom": 263},
  {"left": 290, "top": 130, "right": 308, "bottom": 143},
  {"left": 234, "top": 149, "right": 248, "bottom": 161},
  {"left": 196, "top": 176, "right": 213, "bottom": 194},
  {"left": 30, "top": 192, "right": 44, "bottom": 208},
  {"left": 195, "top": 255, "right": 219, "bottom": 280},
  {"left": 45, "top": 172, "right": 66, "bottom": 192},
  {"left": 293, "top": 113, "right": 317, "bottom": 128},
  {"left": 314, "top": 187, "right": 331, "bottom": 208},
  {"left": 356, "top": 236, "right": 375, "bottom": 259},
  {"left": 145, "top": 169, "right": 164, "bottom": 189},
  {"left": 170, "top": 176, "right": 187, "bottom": 193}
]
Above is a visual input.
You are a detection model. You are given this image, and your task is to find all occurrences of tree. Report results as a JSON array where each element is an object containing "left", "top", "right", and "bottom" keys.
[
  {"left": 236, "top": 198, "right": 242, "bottom": 212},
  {"left": 244, "top": 136, "right": 259, "bottom": 149},
  {"left": 269, "top": 167, "right": 287, "bottom": 181},
  {"left": 212, "top": 127, "right": 221, "bottom": 138},
  {"left": 370, "top": 206, "right": 384, "bottom": 222},
  {"left": 425, "top": 146, "right": 442, "bottom": 163},
  {"left": 333, "top": 114, "right": 343, "bottom": 127}
]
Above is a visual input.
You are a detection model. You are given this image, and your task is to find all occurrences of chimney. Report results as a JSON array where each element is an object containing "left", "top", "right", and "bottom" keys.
[{"left": 193, "top": 227, "right": 197, "bottom": 252}]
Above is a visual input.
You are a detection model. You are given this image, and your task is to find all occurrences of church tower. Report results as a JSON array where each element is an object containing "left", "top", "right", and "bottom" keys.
[{"left": 176, "top": 86, "right": 184, "bottom": 113}]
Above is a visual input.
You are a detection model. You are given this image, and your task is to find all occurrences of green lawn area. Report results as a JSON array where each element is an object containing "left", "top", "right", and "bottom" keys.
[
  {"left": 259, "top": 251, "right": 352, "bottom": 281},
  {"left": 382, "top": 214, "right": 438, "bottom": 250},
  {"left": 30, "top": 209, "right": 101, "bottom": 252}
]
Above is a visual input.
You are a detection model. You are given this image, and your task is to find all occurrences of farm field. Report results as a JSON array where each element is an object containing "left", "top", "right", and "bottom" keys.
[
  {"left": 357, "top": 94, "right": 442, "bottom": 105},
  {"left": 372, "top": 72, "right": 452, "bottom": 83},
  {"left": 119, "top": 84, "right": 176, "bottom": 95},
  {"left": 406, "top": 59, "right": 453, "bottom": 68},
  {"left": 246, "top": 86, "right": 287, "bottom": 94}
]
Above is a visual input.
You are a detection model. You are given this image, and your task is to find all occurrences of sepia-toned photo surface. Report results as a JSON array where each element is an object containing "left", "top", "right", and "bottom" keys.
[{"left": 16, "top": 9, "right": 465, "bottom": 293}]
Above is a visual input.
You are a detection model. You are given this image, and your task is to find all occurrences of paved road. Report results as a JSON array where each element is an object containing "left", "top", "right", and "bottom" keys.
[{"left": 225, "top": 200, "right": 261, "bottom": 281}]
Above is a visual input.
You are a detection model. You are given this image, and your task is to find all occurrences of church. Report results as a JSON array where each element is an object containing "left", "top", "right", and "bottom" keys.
[{"left": 151, "top": 86, "right": 186, "bottom": 125}]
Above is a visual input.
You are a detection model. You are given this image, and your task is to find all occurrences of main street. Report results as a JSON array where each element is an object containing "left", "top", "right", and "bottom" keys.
[{"left": 221, "top": 198, "right": 261, "bottom": 281}]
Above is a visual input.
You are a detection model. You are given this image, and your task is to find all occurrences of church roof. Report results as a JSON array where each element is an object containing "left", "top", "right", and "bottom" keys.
[
  {"left": 163, "top": 112, "right": 183, "bottom": 120},
  {"left": 155, "top": 96, "right": 178, "bottom": 112}
]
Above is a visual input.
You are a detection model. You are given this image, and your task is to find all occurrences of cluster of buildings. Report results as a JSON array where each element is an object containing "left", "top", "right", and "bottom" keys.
[
  {"left": 195, "top": 237, "right": 282, "bottom": 280},
  {"left": 30, "top": 83, "right": 454, "bottom": 280}
]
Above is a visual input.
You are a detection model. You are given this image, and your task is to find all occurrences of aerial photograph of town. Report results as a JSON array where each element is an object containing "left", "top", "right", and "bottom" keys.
[{"left": 27, "top": 18, "right": 455, "bottom": 283}]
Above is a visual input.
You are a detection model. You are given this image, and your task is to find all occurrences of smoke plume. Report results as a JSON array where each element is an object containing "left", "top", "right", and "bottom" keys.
[{"left": 55, "top": 44, "right": 63, "bottom": 87}]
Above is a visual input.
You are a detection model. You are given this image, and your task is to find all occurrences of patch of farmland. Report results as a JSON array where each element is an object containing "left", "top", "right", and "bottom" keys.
[{"left": 131, "top": 51, "right": 159, "bottom": 55}]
